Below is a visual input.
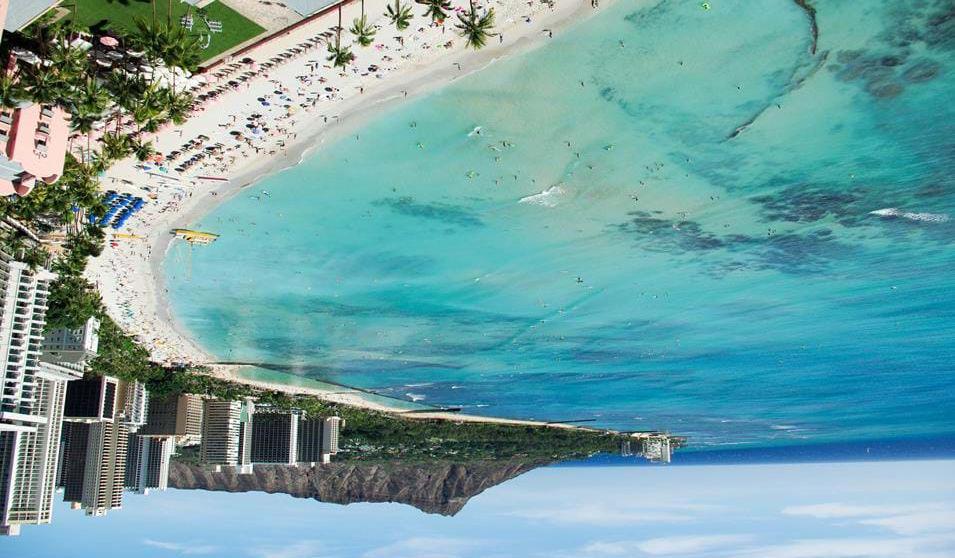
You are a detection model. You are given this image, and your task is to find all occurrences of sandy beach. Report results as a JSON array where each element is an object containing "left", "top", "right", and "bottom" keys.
[{"left": 86, "top": 0, "right": 623, "bottom": 418}]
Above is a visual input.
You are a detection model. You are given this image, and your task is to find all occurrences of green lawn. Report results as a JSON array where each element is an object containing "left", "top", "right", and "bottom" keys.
[{"left": 68, "top": 0, "right": 266, "bottom": 62}]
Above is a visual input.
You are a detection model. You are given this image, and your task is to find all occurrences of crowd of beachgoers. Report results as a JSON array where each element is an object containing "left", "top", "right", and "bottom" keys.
[{"left": 85, "top": 0, "right": 609, "bottom": 401}]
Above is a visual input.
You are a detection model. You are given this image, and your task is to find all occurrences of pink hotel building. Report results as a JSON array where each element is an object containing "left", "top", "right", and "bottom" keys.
[{"left": 0, "top": 0, "right": 71, "bottom": 197}]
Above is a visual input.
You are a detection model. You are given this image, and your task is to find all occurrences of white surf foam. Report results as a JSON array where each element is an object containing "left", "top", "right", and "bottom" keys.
[
  {"left": 519, "top": 185, "right": 565, "bottom": 207},
  {"left": 870, "top": 207, "right": 949, "bottom": 223}
]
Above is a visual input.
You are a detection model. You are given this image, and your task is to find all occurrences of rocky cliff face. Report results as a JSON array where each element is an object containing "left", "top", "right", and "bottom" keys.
[{"left": 168, "top": 459, "right": 546, "bottom": 515}]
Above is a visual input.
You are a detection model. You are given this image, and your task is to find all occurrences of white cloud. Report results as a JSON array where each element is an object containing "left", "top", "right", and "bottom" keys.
[
  {"left": 781, "top": 503, "right": 945, "bottom": 519},
  {"left": 248, "top": 540, "right": 332, "bottom": 558},
  {"left": 143, "top": 539, "right": 221, "bottom": 555},
  {"left": 508, "top": 504, "right": 692, "bottom": 526},
  {"left": 579, "top": 541, "right": 633, "bottom": 556},
  {"left": 782, "top": 502, "right": 955, "bottom": 536},
  {"left": 859, "top": 510, "right": 955, "bottom": 536},
  {"left": 736, "top": 536, "right": 955, "bottom": 558},
  {"left": 362, "top": 537, "right": 481, "bottom": 558},
  {"left": 637, "top": 535, "right": 754, "bottom": 555}
]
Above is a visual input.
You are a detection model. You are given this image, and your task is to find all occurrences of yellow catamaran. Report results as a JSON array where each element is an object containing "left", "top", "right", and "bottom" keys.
[{"left": 171, "top": 229, "right": 220, "bottom": 245}]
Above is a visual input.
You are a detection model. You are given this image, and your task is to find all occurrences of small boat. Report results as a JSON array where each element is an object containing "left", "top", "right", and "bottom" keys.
[{"left": 172, "top": 229, "right": 220, "bottom": 245}]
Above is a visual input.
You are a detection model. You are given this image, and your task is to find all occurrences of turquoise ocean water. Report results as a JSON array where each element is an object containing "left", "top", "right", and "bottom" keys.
[{"left": 166, "top": 0, "right": 955, "bottom": 447}]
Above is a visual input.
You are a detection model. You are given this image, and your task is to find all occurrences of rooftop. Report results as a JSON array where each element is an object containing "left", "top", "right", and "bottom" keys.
[
  {"left": 3, "top": 0, "right": 60, "bottom": 32},
  {"left": 282, "top": 0, "right": 341, "bottom": 17}
]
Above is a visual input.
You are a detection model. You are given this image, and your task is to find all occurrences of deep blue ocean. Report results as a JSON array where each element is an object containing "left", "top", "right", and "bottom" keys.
[{"left": 166, "top": 0, "right": 955, "bottom": 448}]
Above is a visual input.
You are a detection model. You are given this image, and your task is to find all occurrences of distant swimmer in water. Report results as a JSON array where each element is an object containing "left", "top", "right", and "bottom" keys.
[{"left": 576, "top": 276, "right": 584, "bottom": 283}]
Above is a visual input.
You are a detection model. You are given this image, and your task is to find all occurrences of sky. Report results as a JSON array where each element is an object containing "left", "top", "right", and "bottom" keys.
[{"left": 3, "top": 459, "right": 954, "bottom": 558}]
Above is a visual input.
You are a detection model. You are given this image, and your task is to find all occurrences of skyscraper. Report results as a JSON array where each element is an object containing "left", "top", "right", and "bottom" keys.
[
  {"left": 236, "top": 401, "right": 255, "bottom": 474},
  {"left": 0, "top": 252, "right": 56, "bottom": 422},
  {"left": 77, "top": 421, "right": 128, "bottom": 516},
  {"left": 116, "top": 380, "right": 148, "bottom": 433},
  {"left": 0, "top": 253, "right": 82, "bottom": 536},
  {"left": 321, "top": 417, "right": 341, "bottom": 457},
  {"left": 125, "top": 434, "right": 173, "bottom": 494},
  {"left": 40, "top": 317, "right": 100, "bottom": 366},
  {"left": 199, "top": 399, "right": 243, "bottom": 466},
  {"left": 0, "top": 362, "right": 81, "bottom": 536},
  {"left": 64, "top": 376, "right": 118, "bottom": 422},
  {"left": 250, "top": 408, "right": 300, "bottom": 465},
  {"left": 642, "top": 435, "right": 672, "bottom": 464},
  {"left": 59, "top": 375, "right": 129, "bottom": 516},
  {"left": 140, "top": 393, "right": 203, "bottom": 444},
  {"left": 297, "top": 416, "right": 343, "bottom": 465},
  {"left": 58, "top": 421, "right": 90, "bottom": 504}
]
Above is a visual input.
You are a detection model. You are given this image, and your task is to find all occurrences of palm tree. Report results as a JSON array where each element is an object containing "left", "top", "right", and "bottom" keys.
[
  {"left": 48, "top": 41, "right": 88, "bottom": 80},
  {"left": 350, "top": 15, "right": 376, "bottom": 47},
  {"left": 455, "top": 1, "right": 496, "bottom": 49},
  {"left": 327, "top": 6, "right": 355, "bottom": 69},
  {"left": 105, "top": 71, "right": 137, "bottom": 132},
  {"left": 19, "top": 65, "right": 64, "bottom": 107},
  {"left": 416, "top": 0, "right": 452, "bottom": 24},
  {"left": 129, "top": 137, "right": 156, "bottom": 162},
  {"left": 77, "top": 78, "right": 110, "bottom": 116},
  {"left": 69, "top": 78, "right": 110, "bottom": 161},
  {"left": 165, "top": 91, "right": 194, "bottom": 125},
  {"left": 351, "top": 0, "right": 376, "bottom": 47},
  {"left": 0, "top": 75, "right": 26, "bottom": 109},
  {"left": 386, "top": 0, "right": 414, "bottom": 31},
  {"left": 164, "top": 25, "right": 202, "bottom": 92},
  {"left": 70, "top": 110, "right": 99, "bottom": 163},
  {"left": 100, "top": 132, "right": 132, "bottom": 164},
  {"left": 132, "top": 16, "right": 170, "bottom": 63}
]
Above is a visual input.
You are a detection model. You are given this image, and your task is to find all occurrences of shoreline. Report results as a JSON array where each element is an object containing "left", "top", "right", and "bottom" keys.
[{"left": 88, "top": 0, "right": 634, "bottom": 422}]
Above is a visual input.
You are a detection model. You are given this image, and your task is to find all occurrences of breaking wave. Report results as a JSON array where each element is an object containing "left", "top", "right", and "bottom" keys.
[
  {"left": 519, "top": 185, "right": 565, "bottom": 207},
  {"left": 870, "top": 208, "right": 949, "bottom": 223}
]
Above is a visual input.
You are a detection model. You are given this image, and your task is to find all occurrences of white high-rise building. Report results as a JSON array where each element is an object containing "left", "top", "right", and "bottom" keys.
[
  {"left": 321, "top": 417, "right": 341, "bottom": 460},
  {"left": 0, "top": 252, "right": 56, "bottom": 424},
  {"left": 0, "top": 362, "right": 82, "bottom": 536},
  {"left": 125, "top": 434, "right": 173, "bottom": 494},
  {"left": 642, "top": 435, "right": 672, "bottom": 464},
  {"left": 117, "top": 380, "right": 148, "bottom": 433},
  {"left": 200, "top": 400, "right": 243, "bottom": 466},
  {"left": 79, "top": 420, "right": 128, "bottom": 516},
  {"left": 40, "top": 317, "right": 99, "bottom": 367}
]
